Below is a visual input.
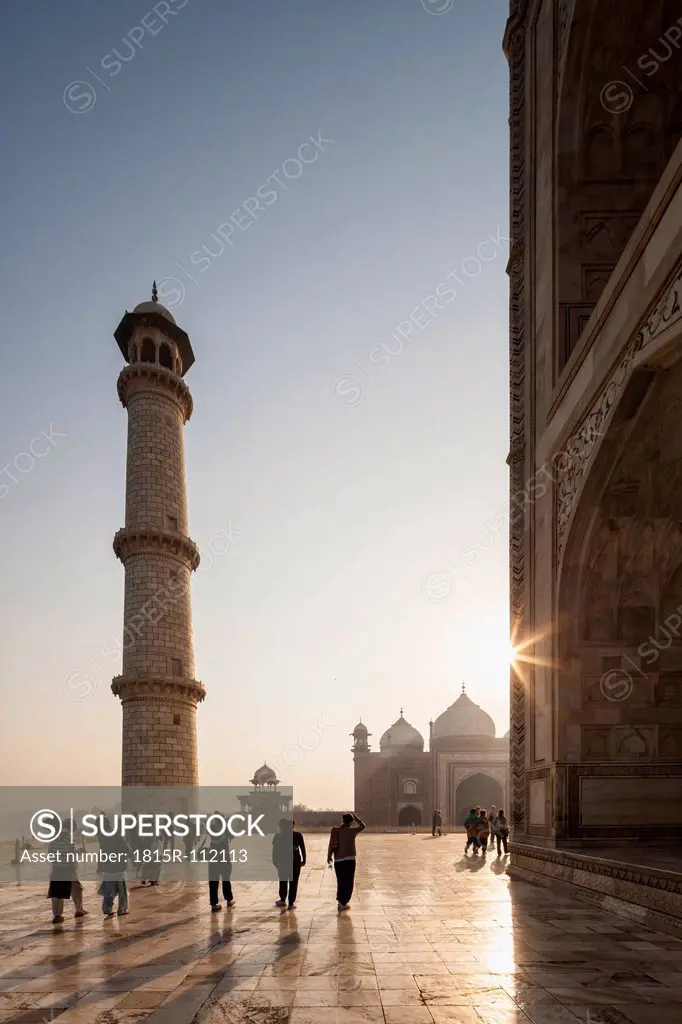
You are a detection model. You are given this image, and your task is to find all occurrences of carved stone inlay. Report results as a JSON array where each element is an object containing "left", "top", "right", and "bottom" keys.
[
  {"left": 556, "top": 0, "right": 575, "bottom": 79},
  {"left": 505, "top": 0, "right": 529, "bottom": 837},
  {"left": 509, "top": 842, "right": 682, "bottom": 894},
  {"left": 556, "top": 259, "right": 682, "bottom": 561},
  {"left": 637, "top": 261, "right": 682, "bottom": 351}
]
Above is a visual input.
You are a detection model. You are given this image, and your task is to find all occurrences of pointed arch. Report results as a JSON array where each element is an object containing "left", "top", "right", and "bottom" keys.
[
  {"left": 141, "top": 337, "right": 156, "bottom": 363},
  {"left": 159, "top": 343, "right": 173, "bottom": 370}
]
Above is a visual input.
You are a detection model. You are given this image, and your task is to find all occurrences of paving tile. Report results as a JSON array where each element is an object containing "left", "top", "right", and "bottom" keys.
[{"left": 2, "top": 837, "right": 681, "bottom": 1024}]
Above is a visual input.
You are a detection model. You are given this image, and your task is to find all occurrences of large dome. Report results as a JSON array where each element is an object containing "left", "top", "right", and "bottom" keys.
[
  {"left": 432, "top": 692, "right": 495, "bottom": 740},
  {"left": 379, "top": 712, "right": 424, "bottom": 753}
]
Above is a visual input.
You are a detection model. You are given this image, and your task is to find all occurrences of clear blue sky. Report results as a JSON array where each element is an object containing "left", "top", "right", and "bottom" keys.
[{"left": 0, "top": 0, "right": 510, "bottom": 807}]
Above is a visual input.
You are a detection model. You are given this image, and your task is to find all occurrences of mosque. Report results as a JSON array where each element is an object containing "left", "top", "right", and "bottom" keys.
[{"left": 351, "top": 686, "right": 509, "bottom": 828}]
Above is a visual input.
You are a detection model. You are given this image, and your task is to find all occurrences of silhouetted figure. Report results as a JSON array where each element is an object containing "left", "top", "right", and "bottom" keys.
[
  {"left": 464, "top": 809, "right": 479, "bottom": 855},
  {"left": 97, "top": 817, "right": 132, "bottom": 917},
  {"left": 273, "top": 819, "right": 306, "bottom": 909},
  {"left": 201, "top": 812, "right": 235, "bottom": 912},
  {"left": 47, "top": 819, "right": 87, "bottom": 924},
  {"left": 327, "top": 811, "right": 366, "bottom": 911},
  {"left": 494, "top": 809, "right": 509, "bottom": 855},
  {"left": 477, "top": 809, "right": 490, "bottom": 854}
]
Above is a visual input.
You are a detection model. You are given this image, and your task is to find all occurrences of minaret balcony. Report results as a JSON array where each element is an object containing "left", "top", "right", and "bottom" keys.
[
  {"left": 111, "top": 675, "right": 206, "bottom": 703},
  {"left": 113, "top": 527, "right": 200, "bottom": 570},
  {"left": 117, "top": 363, "right": 193, "bottom": 421}
]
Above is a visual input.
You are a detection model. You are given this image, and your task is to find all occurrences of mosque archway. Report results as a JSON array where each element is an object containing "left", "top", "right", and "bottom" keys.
[
  {"left": 398, "top": 805, "right": 422, "bottom": 827},
  {"left": 454, "top": 773, "right": 504, "bottom": 825},
  {"left": 557, "top": 355, "right": 682, "bottom": 840}
]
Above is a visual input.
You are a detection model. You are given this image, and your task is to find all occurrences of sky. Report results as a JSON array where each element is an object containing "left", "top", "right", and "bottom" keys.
[{"left": 0, "top": 0, "right": 510, "bottom": 808}]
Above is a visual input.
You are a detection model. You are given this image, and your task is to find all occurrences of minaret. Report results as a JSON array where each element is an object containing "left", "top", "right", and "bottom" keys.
[
  {"left": 351, "top": 719, "right": 371, "bottom": 820},
  {"left": 111, "top": 285, "right": 205, "bottom": 786}
]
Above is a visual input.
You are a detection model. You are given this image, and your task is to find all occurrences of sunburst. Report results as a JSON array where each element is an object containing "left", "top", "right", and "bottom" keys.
[{"left": 509, "top": 622, "right": 559, "bottom": 674}]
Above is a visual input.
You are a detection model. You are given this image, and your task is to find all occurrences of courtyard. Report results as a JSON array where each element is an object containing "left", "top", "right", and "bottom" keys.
[{"left": 1, "top": 836, "right": 682, "bottom": 1024}]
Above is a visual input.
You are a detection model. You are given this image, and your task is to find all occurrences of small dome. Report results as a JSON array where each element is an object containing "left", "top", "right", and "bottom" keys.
[
  {"left": 251, "top": 763, "right": 279, "bottom": 786},
  {"left": 352, "top": 720, "right": 368, "bottom": 736},
  {"left": 379, "top": 712, "right": 424, "bottom": 753},
  {"left": 133, "top": 299, "right": 176, "bottom": 325},
  {"left": 432, "top": 691, "right": 495, "bottom": 740}
]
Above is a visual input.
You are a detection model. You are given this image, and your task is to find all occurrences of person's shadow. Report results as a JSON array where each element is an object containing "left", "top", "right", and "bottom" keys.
[
  {"left": 455, "top": 855, "right": 487, "bottom": 873},
  {"left": 490, "top": 854, "right": 509, "bottom": 874}
]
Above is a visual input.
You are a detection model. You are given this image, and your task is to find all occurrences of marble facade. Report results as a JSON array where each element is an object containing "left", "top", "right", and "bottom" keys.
[{"left": 506, "top": 0, "right": 682, "bottom": 867}]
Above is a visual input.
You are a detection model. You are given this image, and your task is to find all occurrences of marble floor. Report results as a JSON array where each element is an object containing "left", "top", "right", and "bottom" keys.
[{"left": 2, "top": 835, "right": 682, "bottom": 1024}]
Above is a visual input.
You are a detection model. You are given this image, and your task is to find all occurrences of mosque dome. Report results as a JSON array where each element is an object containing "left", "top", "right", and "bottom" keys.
[
  {"left": 132, "top": 299, "right": 176, "bottom": 325},
  {"left": 379, "top": 711, "right": 424, "bottom": 753},
  {"left": 250, "top": 763, "right": 279, "bottom": 787},
  {"left": 432, "top": 688, "right": 495, "bottom": 740},
  {"left": 352, "top": 720, "right": 368, "bottom": 737}
]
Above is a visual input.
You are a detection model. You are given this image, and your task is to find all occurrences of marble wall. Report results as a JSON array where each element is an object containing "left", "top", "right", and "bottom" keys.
[{"left": 507, "top": 0, "right": 682, "bottom": 845}]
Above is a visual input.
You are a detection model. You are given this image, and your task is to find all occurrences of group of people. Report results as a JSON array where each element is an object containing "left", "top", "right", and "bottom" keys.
[
  {"left": 463, "top": 805, "right": 509, "bottom": 855},
  {"left": 47, "top": 810, "right": 367, "bottom": 924},
  {"left": 47, "top": 804, "right": 510, "bottom": 926}
]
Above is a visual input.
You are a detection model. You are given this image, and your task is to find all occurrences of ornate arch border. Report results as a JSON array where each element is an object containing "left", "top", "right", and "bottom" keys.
[
  {"left": 555, "top": 257, "right": 682, "bottom": 571},
  {"left": 449, "top": 766, "right": 508, "bottom": 823}
]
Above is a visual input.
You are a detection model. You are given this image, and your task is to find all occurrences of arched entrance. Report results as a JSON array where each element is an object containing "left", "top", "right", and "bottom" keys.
[
  {"left": 455, "top": 774, "right": 504, "bottom": 825},
  {"left": 398, "top": 805, "right": 421, "bottom": 827},
  {"left": 557, "top": 358, "right": 682, "bottom": 840}
]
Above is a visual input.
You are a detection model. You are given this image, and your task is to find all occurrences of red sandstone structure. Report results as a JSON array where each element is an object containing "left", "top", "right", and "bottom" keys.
[{"left": 352, "top": 688, "right": 509, "bottom": 828}]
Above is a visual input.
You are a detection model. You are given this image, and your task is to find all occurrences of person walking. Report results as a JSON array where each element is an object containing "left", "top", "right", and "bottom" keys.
[
  {"left": 477, "top": 809, "right": 490, "bottom": 854},
  {"left": 47, "top": 819, "right": 87, "bottom": 924},
  {"left": 488, "top": 805, "right": 498, "bottom": 850},
  {"left": 201, "top": 812, "right": 235, "bottom": 912},
  {"left": 431, "top": 809, "right": 443, "bottom": 837},
  {"left": 327, "top": 811, "right": 366, "bottom": 912},
  {"left": 495, "top": 809, "right": 510, "bottom": 855},
  {"left": 273, "top": 819, "right": 306, "bottom": 910},
  {"left": 97, "top": 817, "right": 132, "bottom": 918},
  {"left": 463, "top": 808, "right": 479, "bottom": 855}
]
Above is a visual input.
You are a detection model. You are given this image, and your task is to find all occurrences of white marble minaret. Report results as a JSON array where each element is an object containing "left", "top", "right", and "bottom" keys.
[{"left": 111, "top": 284, "right": 205, "bottom": 786}]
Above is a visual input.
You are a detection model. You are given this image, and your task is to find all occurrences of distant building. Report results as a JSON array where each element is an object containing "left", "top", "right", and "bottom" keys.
[
  {"left": 352, "top": 686, "right": 509, "bottom": 827},
  {"left": 237, "top": 763, "right": 293, "bottom": 827}
]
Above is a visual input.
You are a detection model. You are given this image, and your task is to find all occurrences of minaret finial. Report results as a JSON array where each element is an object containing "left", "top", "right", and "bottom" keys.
[
  {"left": 461, "top": 681, "right": 466, "bottom": 695},
  {"left": 151, "top": 280, "right": 158, "bottom": 302},
  {"left": 400, "top": 706, "right": 404, "bottom": 717}
]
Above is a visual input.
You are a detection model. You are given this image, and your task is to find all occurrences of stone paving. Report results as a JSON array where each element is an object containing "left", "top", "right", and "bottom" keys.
[{"left": 2, "top": 835, "right": 682, "bottom": 1024}]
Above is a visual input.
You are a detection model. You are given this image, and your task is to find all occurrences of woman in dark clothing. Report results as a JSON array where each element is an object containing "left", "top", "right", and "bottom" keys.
[{"left": 273, "top": 819, "right": 306, "bottom": 910}]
